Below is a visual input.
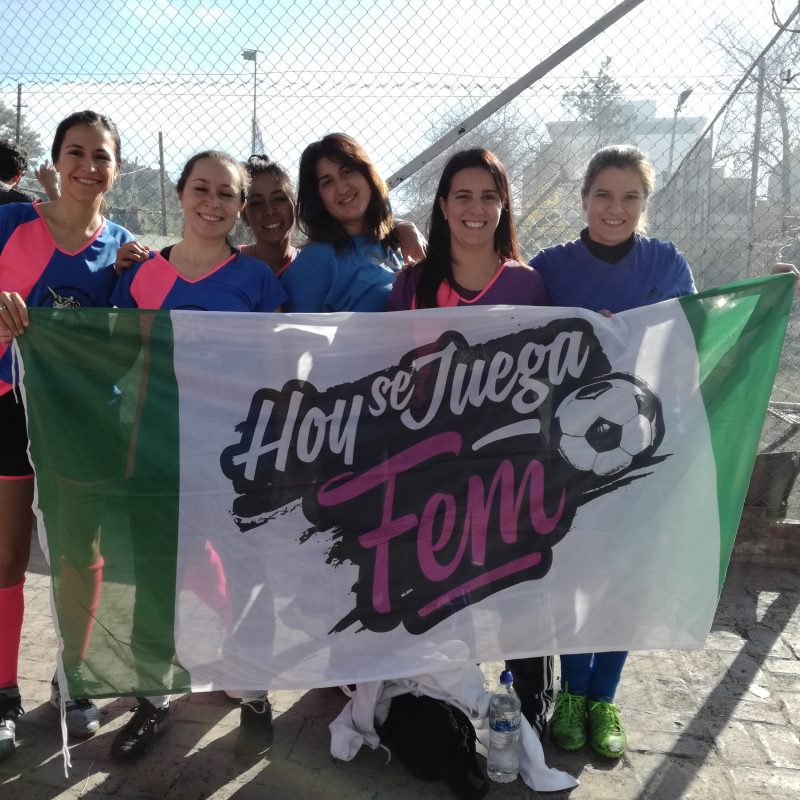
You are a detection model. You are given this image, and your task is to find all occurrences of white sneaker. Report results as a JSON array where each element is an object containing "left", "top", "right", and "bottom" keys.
[
  {"left": 0, "top": 687, "right": 23, "bottom": 762},
  {"left": 50, "top": 676, "right": 100, "bottom": 738}
]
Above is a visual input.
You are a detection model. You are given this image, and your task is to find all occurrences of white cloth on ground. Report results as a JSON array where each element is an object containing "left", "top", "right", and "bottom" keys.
[{"left": 328, "top": 665, "right": 578, "bottom": 793}]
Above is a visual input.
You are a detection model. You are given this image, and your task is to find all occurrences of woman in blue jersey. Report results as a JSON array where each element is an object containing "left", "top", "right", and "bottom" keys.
[
  {"left": 281, "top": 133, "right": 404, "bottom": 311},
  {"left": 0, "top": 111, "right": 135, "bottom": 759},
  {"left": 110, "top": 150, "right": 285, "bottom": 764},
  {"left": 112, "top": 151, "right": 285, "bottom": 312},
  {"left": 525, "top": 144, "right": 696, "bottom": 760}
]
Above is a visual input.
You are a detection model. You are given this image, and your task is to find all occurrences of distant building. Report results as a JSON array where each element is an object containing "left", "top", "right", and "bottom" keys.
[{"left": 526, "top": 101, "right": 706, "bottom": 196}]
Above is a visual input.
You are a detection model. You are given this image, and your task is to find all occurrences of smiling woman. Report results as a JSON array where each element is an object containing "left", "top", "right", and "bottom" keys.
[
  {"left": 0, "top": 110, "right": 136, "bottom": 761},
  {"left": 385, "top": 146, "right": 553, "bottom": 742},
  {"left": 387, "top": 147, "right": 550, "bottom": 311},
  {"left": 240, "top": 154, "right": 298, "bottom": 277},
  {"left": 521, "top": 144, "right": 698, "bottom": 761},
  {"left": 112, "top": 151, "right": 286, "bottom": 311},
  {"left": 109, "top": 150, "right": 286, "bottom": 763},
  {"left": 280, "top": 133, "right": 403, "bottom": 312},
  {"left": 530, "top": 145, "right": 694, "bottom": 314}
]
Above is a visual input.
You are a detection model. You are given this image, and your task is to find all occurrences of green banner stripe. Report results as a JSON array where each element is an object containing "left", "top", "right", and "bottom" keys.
[
  {"left": 21, "top": 308, "right": 189, "bottom": 697},
  {"left": 679, "top": 274, "right": 795, "bottom": 592}
]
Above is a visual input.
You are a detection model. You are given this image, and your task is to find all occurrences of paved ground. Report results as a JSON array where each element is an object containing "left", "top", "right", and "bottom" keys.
[{"left": 2, "top": 540, "right": 799, "bottom": 800}]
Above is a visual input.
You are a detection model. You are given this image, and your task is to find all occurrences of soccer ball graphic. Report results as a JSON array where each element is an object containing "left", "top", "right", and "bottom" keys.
[{"left": 554, "top": 375, "right": 663, "bottom": 476}]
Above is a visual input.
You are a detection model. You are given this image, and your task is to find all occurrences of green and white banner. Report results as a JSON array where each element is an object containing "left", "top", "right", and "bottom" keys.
[{"left": 15, "top": 274, "right": 793, "bottom": 699}]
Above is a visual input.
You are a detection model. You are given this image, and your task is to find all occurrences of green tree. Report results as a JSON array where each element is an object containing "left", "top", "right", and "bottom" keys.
[
  {"left": 561, "top": 57, "right": 637, "bottom": 147},
  {"left": 0, "top": 100, "right": 44, "bottom": 162}
]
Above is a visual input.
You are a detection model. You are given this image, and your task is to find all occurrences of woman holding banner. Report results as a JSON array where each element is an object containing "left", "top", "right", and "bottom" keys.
[
  {"left": 387, "top": 147, "right": 553, "bottom": 743},
  {"left": 387, "top": 147, "right": 549, "bottom": 311},
  {"left": 0, "top": 110, "right": 135, "bottom": 760},
  {"left": 526, "top": 144, "right": 697, "bottom": 760},
  {"left": 110, "top": 149, "right": 286, "bottom": 763}
]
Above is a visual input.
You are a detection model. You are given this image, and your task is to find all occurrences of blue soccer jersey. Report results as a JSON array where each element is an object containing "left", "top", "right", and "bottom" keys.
[
  {"left": 112, "top": 249, "right": 287, "bottom": 312},
  {"left": 281, "top": 236, "right": 402, "bottom": 312},
  {"left": 0, "top": 201, "right": 134, "bottom": 394},
  {"left": 530, "top": 235, "right": 696, "bottom": 313}
]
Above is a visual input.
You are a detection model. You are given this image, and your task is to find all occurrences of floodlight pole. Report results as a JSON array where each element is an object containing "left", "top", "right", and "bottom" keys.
[
  {"left": 667, "top": 88, "right": 693, "bottom": 179},
  {"left": 242, "top": 49, "right": 261, "bottom": 153}
]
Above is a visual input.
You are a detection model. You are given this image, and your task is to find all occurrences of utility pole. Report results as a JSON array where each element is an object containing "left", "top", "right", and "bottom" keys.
[
  {"left": 15, "top": 84, "right": 22, "bottom": 144},
  {"left": 747, "top": 58, "right": 766, "bottom": 278},
  {"left": 667, "top": 87, "right": 693, "bottom": 179},
  {"left": 158, "top": 132, "right": 168, "bottom": 237},
  {"left": 242, "top": 50, "right": 260, "bottom": 154}
]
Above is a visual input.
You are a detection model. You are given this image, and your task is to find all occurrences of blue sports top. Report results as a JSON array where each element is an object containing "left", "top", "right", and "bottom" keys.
[
  {"left": 0, "top": 201, "right": 134, "bottom": 393},
  {"left": 530, "top": 235, "right": 696, "bottom": 313},
  {"left": 281, "top": 236, "right": 402, "bottom": 312},
  {"left": 112, "top": 249, "right": 287, "bottom": 312}
]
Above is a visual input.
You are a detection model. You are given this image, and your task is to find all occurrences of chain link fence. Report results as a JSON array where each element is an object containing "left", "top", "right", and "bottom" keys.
[{"left": 3, "top": 0, "right": 800, "bottom": 518}]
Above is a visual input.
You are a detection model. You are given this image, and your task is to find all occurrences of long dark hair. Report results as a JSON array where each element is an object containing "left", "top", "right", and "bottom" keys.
[
  {"left": 297, "top": 133, "right": 393, "bottom": 253},
  {"left": 51, "top": 110, "right": 122, "bottom": 165},
  {"left": 416, "top": 148, "right": 521, "bottom": 309}
]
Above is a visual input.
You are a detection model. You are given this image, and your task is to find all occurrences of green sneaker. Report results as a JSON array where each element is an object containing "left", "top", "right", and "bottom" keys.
[
  {"left": 588, "top": 700, "right": 627, "bottom": 758},
  {"left": 550, "top": 688, "right": 588, "bottom": 750}
]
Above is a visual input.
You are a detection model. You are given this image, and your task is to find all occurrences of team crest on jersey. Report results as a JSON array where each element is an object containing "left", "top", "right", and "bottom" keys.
[{"left": 46, "top": 286, "right": 92, "bottom": 308}]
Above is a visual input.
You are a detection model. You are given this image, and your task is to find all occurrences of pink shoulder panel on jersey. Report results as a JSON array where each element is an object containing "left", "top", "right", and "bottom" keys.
[
  {"left": 0, "top": 216, "right": 57, "bottom": 302},
  {"left": 435, "top": 259, "right": 517, "bottom": 307},
  {"left": 130, "top": 254, "right": 179, "bottom": 309},
  {"left": 0, "top": 216, "right": 57, "bottom": 395}
]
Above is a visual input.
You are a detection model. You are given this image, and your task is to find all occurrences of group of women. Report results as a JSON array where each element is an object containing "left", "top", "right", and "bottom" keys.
[{"left": 0, "top": 109, "right": 696, "bottom": 769}]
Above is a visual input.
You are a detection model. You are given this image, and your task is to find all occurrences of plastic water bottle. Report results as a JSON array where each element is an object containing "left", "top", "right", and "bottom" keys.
[{"left": 487, "top": 669, "right": 521, "bottom": 783}]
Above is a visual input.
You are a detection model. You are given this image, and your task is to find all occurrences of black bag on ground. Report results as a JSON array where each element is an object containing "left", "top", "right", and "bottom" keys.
[{"left": 378, "top": 692, "right": 489, "bottom": 800}]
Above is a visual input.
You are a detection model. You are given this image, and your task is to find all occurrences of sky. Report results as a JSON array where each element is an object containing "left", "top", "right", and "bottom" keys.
[{"left": 0, "top": 0, "right": 793, "bottom": 192}]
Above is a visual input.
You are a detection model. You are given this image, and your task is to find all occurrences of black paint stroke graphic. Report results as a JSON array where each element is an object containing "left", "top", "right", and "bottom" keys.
[{"left": 220, "top": 319, "right": 666, "bottom": 634}]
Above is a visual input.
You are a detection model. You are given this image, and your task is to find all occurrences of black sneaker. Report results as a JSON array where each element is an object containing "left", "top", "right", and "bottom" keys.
[
  {"left": 235, "top": 696, "right": 273, "bottom": 759},
  {"left": 527, "top": 713, "right": 548, "bottom": 742},
  {"left": 0, "top": 687, "right": 23, "bottom": 763},
  {"left": 111, "top": 699, "right": 170, "bottom": 762}
]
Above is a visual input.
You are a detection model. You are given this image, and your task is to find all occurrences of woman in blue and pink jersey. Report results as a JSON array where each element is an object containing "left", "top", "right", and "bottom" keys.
[
  {"left": 526, "top": 144, "right": 696, "bottom": 761},
  {"left": 281, "top": 133, "right": 404, "bottom": 312},
  {"left": 0, "top": 110, "right": 135, "bottom": 759},
  {"left": 115, "top": 154, "right": 299, "bottom": 281},
  {"left": 110, "top": 150, "right": 284, "bottom": 764}
]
